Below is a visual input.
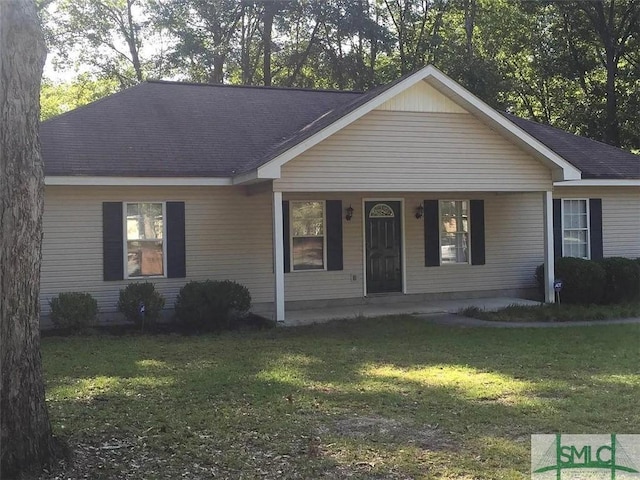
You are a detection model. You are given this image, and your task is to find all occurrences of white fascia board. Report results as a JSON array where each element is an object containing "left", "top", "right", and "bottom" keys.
[
  {"left": 45, "top": 176, "right": 233, "bottom": 186},
  {"left": 232, "top": 169, "right": 280, "bottom": 185},
  {"left": 423, "top": 71, "right": 582, "bottom": 182},
  {"left": 554, "top": 179, "right": 640, "bottom": 187},
  {"left": 255, "top": 65, "right": 442, "bottom": 178}
]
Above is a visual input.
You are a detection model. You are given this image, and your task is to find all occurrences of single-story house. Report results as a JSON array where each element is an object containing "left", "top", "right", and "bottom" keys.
[{"left": 39, "top": 65, "right": 640, "bottom": 325}]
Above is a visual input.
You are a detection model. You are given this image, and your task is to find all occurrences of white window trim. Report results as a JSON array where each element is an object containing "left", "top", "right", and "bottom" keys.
[
  {"left": 561, "top": 198, "right": 591, "bottom": 260},
  {"left": 123, "top": 201, "right": 168, "bottom": 279},
  {"left": 438, "top": 199, "right": 471, "bottom": 266},
  {"left": 290, "top": 200, "right": 327, "bottom": 272}
]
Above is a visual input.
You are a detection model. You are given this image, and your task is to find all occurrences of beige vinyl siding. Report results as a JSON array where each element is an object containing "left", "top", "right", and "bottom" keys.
[
  {"left": 41, "top": 185, "right": 274, "bottom": 314},
  {"left": 274, "top": 111, "right": 552, "bottom": 192},
  {"left": 404, "top": 192, "right": 543, "bottom": 294},
  {"left": 283, "top": 192, "right": 544, "bottom": 301},
  {"left": 376, "top": 80, "right": 467, "bottom": 113},
  {"left": 284, "top": 193, "right": 364, "bottom": 302},
  {"left": 554, "top": 186, "right": 640, "bottom": 259}
]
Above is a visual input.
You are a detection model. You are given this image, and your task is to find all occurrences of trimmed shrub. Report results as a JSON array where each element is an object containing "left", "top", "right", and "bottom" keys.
[
  {"left": 174, "top": 280, "right": 251, "bottom": 331},
  {"left": 536, "top": 257, "right": 606, "bottom": 304},
  {"left": 598, "top": 257, "right": 640, "bottom": 304},
  {"left": 117, "top": 282, "right": 165, "bottom": 326},
  {"left": 49, "top": 292, "right": 98, "bottom": 329}
]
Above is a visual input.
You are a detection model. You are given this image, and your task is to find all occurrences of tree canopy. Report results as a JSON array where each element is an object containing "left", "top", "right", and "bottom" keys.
[{"left": 41, "top": 0, "right": 640, "bottom": 151}]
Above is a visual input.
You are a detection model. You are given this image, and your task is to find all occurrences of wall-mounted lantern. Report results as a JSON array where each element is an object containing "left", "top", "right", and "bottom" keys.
[
  {"left": 345, "top": 205, "right": 354, "bottom": 221},
  {"left": 415, "top": 203, "right": 424, "bottom": 219}
]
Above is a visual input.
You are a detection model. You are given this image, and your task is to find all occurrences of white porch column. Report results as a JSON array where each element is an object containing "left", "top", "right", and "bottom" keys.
[
  {"left": 273, "top": 191, "right": 286, "bottom": 323},
  {"left": 543, "top": 191, "right": 555, "bottom": 303}
]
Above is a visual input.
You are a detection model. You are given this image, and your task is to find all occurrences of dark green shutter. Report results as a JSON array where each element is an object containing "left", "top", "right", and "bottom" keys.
[
  {"left": 326, "top": 200, "right": 343, "bottom": 271},
  {"left": 103, "top": 202, "right": 124, "bottom": 281},
  {"left": 470, "top": 200, "right": 485, "bottom": 265},
  {"left": 589, "top": 198, "right": 603, "bottom": 260},
  {"left": 553, "top": 199, "right": 562, "bottom": 258},
  {"left": 282, "top": 201, "right": 290, "bottom": 273},
  {"left": 424, "top": 200, "right": 440, "bottom": 267},
  {"left": 166, "top": 202, "right": 186, "bottom": 278}
]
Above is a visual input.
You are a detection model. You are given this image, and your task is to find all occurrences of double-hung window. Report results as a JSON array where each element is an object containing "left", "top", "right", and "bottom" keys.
[
  {"left": 291, "top": 201, "right": 325, "bottom": 271},
  {"left": 440, "top": 200, "right": 469, "bottom": 264},
  {"left": 125, "top": 202, "right": 165, "bottom": 277},
  {"left": 562, "top": 199, "right": 589, "bottom": 259}
]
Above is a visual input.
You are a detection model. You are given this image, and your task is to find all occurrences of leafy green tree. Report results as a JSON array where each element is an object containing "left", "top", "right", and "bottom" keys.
[
  {"left": 40, "top": 74, "right": 119, "bottom": 120},
  {"left": 42, "top": 0, "right": 161, "bottom": 88}
]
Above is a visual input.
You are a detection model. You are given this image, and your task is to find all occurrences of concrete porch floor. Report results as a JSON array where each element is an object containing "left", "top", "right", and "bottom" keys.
[{"left": 282, "top": 296, "right": 540, "bottom": 326}]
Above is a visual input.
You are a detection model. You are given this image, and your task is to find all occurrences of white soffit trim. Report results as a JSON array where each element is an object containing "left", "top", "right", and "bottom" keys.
[
  {"left": 554, "top": 179, "right": 640, "bottom": 187},
  {"left": 255, "top": 64, "right": 582, "bottom": 182},
  {"left": 45, "top": 176, "right": 233, "bottom": 186}
]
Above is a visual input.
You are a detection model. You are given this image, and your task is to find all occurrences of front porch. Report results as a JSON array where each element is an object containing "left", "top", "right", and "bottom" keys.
[
  {"left": 256, "top": 295, "right": 539, "bottom": 326},
  {"left": 270, "top": 191, "right": 556, "bottom": 325}
]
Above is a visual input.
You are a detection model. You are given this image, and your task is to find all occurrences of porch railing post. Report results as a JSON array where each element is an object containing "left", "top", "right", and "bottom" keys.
[
  {"left": 273, "top": 191, "right": 286, "bottom": 322},
  {"left": 543, "top": 190, "right": 555, "bottom": 303}
]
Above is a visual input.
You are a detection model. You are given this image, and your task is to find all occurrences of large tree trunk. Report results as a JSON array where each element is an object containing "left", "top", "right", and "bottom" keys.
[{"left": 0, "top": 0, "right": 56, "bottom": 477}]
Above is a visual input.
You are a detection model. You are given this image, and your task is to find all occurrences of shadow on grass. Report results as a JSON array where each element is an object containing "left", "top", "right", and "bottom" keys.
[{"left": 41, "top": 316, "right": 640, "bottom": 478}]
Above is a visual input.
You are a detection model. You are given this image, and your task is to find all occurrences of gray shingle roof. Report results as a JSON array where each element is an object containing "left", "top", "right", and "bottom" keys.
[
  {"left": 504, "top": 113, "right": 639, "bottom": 179},
  {"left": 40, "top": 79, "right": 640, "bottom": 180},
  {"left": 40, "top": 81, "right": 362, "bottom": 177}
]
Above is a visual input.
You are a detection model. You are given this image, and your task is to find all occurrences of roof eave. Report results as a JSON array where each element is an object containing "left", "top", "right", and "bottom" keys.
[
  {"left": 45, "top": 176, "right": 234, "bottom": 186},
  {"left": 554, "top": 179, "right": 640, "bottom": 187}
]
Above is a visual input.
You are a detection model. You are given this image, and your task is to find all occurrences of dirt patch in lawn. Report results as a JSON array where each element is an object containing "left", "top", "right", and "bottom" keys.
[{"left": 318, "top": 414, "right": 454, "bottom": 451}]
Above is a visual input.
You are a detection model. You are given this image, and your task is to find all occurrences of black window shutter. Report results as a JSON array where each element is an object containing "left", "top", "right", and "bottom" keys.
[
  {"left": 589, "top": 198, "right": 603, "bottom": 260},
  {"left": 166, "top": 202, "right": 186, "bottom": 278},
  {"left": 326, "top": 200, "right": 343, "bottom": 271},
  {"left": 553, "top": 199, "right": 562, "bottom": 258},
  {"left": 282, "top": 201, "right": 290, "bottom": 273},
  {"left": 470, "top": 200, "right": 485, "bottom": 265},
  {"left": 424, "top": 200, "right": 440, "bottom": 267},
  {"left": 103, "top": 202, "right": 124, "bottom": 281}
]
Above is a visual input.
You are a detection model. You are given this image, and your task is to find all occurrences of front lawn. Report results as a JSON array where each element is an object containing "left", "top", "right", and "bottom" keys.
[{"left": 41, "top": 317, "right": 640, "bottom": 479}]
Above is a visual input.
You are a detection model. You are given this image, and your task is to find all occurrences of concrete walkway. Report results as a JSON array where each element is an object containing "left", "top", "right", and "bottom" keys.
[
  {"left": 420, "top": 313, "right": 640, "bottom": 328},
  {"left": 284, "top": 296, "right": 539, "bottom": 326},
  {"left": 283, "top": 296, "right": 640, "bottom": 328}
]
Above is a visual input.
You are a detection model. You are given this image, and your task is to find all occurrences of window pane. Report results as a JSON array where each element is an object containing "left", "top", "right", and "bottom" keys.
[
  {"left": 127, "top": 240, "right": 164, "bottom": 277},
  {"left": 292, "top": 237, "right": 324, "bottom": 270},
  {"left": 127, "top": 203, "right": 163, "bottom": 240},
  {"left": 440, "top": 232, "right": 468, "bottom": 264},
  {"left": 440, "top": 200, "right": 469, "bottom": 263},
  {"left": 292, "top": 201, "right": 323, "bottom": 237}
]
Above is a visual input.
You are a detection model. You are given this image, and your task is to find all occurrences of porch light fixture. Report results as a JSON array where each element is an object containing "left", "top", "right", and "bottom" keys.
[
  {"left": 345, "top": 205, "right": 354, "bottom": 221},
  {"left": 415, "top": 203, "right": 424, "bottom": 219}
]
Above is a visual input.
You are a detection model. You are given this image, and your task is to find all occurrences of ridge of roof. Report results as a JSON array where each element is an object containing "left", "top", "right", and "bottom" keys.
[{"left": 146, "top": 79, "right": 364, "bottom": 95}]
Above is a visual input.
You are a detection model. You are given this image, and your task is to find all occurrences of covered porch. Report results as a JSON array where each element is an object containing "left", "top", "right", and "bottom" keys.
[{"left": 269, "top": 190, "right": 556, "bottom": 325}]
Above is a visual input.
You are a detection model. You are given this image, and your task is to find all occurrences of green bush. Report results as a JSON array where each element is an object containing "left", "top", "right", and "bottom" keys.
[
  {"left": 49, "top": 292, "right": 98, "bottom": 329},
  {"left": 117, "top": 282, "right": 165, "bottom": 326},
  {"left": 536, "top": 257, "right": 606, "bottom": 305},
  {"left": 598, "top": 257, "right": 640, "bottom": 304},
  {"left": 174, "top": 280, "right": 251, "bottom": 331}
]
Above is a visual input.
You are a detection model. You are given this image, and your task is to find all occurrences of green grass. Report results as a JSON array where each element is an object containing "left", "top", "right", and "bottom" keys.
[
  {"left": 41, "top": 316, "right": 640, "bottom": 479},
  {"left": 460, "top": 302, "right": 640, "bottom": 322}
]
